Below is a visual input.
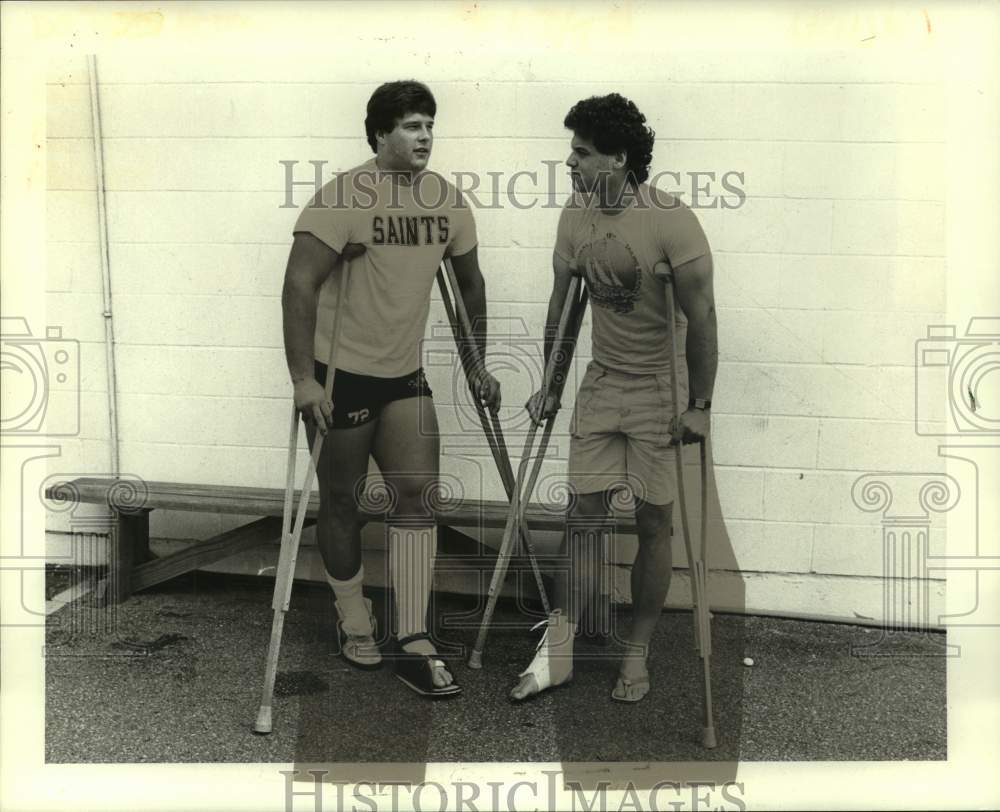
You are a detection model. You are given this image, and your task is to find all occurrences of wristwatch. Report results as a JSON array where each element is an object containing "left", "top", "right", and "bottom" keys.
[{"left": 688, "top": 397, "right": 712, "bottom": 411}]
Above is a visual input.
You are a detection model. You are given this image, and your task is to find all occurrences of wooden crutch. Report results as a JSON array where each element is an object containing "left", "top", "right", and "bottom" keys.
[
  {"left": 254, "top": 264, "right": 351, "bottom": 735},
  {"left": 654, "top": 261, "right": 717, "bottom": 749},
  {"left": 468, "top": 274, "right": 589, "bottom": 669},
  {"left": 434, "top": 260, "right": 551, "bottom": 615}
]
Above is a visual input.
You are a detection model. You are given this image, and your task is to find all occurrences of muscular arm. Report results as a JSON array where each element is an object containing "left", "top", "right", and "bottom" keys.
[
  {"left": 449, "top": 245, "right": 502, "bottom": 412},
  {"left": 281, "top": 233, "right": 342, "bottom": 382},
  {"left": 447, "top": 245, "right": 488, "bottom": 369},
  {"left": 671, "top": 252, "right": 718, "bottom": 403}
]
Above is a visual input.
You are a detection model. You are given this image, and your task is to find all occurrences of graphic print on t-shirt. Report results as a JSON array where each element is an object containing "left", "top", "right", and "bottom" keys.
[
  {"left": 371, "top": 215, "right": 450, "bottom": 246},
  {"left": 577, "top": 224, "right": 642, "bottom": 314}
]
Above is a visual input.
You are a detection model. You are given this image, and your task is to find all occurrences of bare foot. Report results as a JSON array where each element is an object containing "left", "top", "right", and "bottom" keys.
[
  {"left": 402, "top": 638, "right": 453, "bottom": 688},
  {"left": 612, "top": 649, "right": 650, "bottom": 703}
]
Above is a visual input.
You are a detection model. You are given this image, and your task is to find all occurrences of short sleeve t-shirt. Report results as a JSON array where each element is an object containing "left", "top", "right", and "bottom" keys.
[
  {"left": 554, "top": 184, "right": 710, "bottom": 375},
  {"left": 293, "top": 158, "right": 478, "bottom": 377}
]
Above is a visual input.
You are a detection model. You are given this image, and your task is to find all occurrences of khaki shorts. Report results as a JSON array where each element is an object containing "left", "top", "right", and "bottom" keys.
[{"left": 567, "top": 362, "right": 686, "bottom": 506}]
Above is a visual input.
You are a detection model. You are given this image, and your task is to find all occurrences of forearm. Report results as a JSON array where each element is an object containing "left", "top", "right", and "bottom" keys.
[
  {"left": 460, "top": 275, "right": 489, "bottom": 371},
  {"left": 684, "top": 308, "right": 719, "bottom": 401},
  {"left": 282, "top": 278, "right": 320, "bottom": 382}
]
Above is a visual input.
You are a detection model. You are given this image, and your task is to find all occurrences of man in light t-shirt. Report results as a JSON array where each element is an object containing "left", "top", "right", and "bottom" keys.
[
  {"left": 282, "top": 80, "right": 500, "bottom": 698},
  {"left": 510, "top": 93, "right": 719, "bottom": 704}
]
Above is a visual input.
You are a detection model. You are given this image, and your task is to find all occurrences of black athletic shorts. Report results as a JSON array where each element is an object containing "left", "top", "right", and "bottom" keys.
[{"left": 313, "top": 361, "right": 433, "bottom": 429}]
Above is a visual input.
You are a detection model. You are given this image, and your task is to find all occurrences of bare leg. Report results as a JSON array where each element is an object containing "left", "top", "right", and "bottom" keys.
[
  {"left": 509, "top": 489, "right": 610, "bottom": 700},
  {"left": 614, "top": 498, "right": 673, "bottom": 701},
  {"left": 306, "top": 419, "right": 378, "bottom": 581}
]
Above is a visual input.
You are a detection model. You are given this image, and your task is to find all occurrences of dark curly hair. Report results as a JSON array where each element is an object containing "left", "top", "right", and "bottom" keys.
[
  {"left": 365, "top": 80, "right": 437, "bottom": 153},
  {"left": 564, "top": 93, "right": 655, "bottom": 184}
]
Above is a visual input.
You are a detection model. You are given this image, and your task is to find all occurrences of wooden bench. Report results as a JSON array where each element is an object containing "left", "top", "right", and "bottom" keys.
[{"left": 45, "top": 478, "right": 633, "bottom": 616}]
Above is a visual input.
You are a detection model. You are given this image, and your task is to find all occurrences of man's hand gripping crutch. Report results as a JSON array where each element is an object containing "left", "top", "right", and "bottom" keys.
[
  {"left": 467, "top": 269, "right": 589, "bottom": 669},
  {"left": 434, "top": 260, "right": 552, "bottom": 622},
  {"left": 654, "top": 260, "right": 717, "bottom": 750},
  {"left": 254, "top": 262, "right": 352, "bottom": 735}
]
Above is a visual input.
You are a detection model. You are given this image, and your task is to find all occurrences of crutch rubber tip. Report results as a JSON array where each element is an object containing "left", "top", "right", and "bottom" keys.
[
  {"left": 702, "top": 726, "right": 718, "bottom": 749},
  {"left": 467, "top": 651, "right": 483, "bottom": 670},
  {"left": 253, "top": 706, "right": 273, "bottom": 735}
]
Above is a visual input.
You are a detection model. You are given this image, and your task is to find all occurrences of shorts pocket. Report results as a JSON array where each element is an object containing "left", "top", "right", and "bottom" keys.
[
  {"left": 654, "top": 373, "right": 677, "bottom": 446},
  {"left": 570, "top": 365, "right": 604, "bottom": 438}
]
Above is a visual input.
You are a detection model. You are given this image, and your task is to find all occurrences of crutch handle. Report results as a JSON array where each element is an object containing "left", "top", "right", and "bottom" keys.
[{"left": 652, "top": 260, "right": 673, "bottom": 283}]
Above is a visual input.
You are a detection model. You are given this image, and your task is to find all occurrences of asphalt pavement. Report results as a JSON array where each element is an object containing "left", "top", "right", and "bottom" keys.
[{"left": 45, "top": 567, "right": 946, "bottom": 784}]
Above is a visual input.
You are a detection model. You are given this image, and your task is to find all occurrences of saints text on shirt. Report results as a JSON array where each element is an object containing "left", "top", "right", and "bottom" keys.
[{"left": 371, "top": 215, "right": 450, "bottom": 246}]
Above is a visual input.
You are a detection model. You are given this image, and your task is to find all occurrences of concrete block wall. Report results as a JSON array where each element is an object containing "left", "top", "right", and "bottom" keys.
[{"left": 44, "top": 34, "right": 953, "bottom": 623}]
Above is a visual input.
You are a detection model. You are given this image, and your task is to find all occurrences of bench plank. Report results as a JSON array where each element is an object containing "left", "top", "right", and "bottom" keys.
[
  {"left": 46, "top": 477, "right": 638, "bottom": 611},
  {"left": 46, "top": 477, "right": 636, "bottom": 533}
]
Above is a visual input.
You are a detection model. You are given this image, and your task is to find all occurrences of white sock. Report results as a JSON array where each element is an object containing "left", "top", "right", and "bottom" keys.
[
  {"left": 327, "top": 565, "right": 370, "bottom": 636},
  {"left": 389, "top": 525, "right": 436, "bottom": 652}
]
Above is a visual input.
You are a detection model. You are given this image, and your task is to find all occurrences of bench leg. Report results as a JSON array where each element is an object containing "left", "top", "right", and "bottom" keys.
[{"left": 105, "top": 509, "right": 151, "bottom": 604}]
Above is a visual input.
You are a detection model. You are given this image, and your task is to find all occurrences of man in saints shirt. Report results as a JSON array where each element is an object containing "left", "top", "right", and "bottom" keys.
[{"left": 282, "top": 80, "right": 500, "bottom": 698}]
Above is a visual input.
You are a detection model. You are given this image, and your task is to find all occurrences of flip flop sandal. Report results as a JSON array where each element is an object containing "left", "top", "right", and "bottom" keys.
[
  {"left": 390, "top": 633, "right": 462, "bottom": 699},
  {"left": 611, "top": 674, "right": 650, "bottom": 703}
]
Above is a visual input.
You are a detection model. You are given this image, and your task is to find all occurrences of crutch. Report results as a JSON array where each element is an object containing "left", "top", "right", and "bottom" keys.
[
  {"left": 654, "top": 261, "right": 717, "bottom": 749},
  {"left": 468, "top": 274, "right": 589, "bottom": 669},
  {"left": 254, "top": 265, "right": 351, "bottom": 735},
  {"left": 434, "top": 260, "right": 551, "bottom": 615}
]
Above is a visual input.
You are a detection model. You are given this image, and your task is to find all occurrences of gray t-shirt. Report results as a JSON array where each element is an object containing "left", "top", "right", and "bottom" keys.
[
  {"left": 554, "top": 184, "right": 710, "bottom": 374},
  {"left": 294, "top": 158, "right": 478, "bottom": 377}
]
